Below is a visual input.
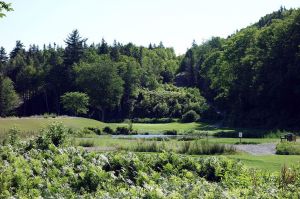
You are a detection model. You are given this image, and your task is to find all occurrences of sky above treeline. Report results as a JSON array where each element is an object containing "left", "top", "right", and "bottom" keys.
[{"left": 0, "top": 0, "right": 299, "bottom": 55}]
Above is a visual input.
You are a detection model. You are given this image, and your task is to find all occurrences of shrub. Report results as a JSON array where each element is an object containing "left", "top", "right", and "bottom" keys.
[
  {"left": 2, "top": 126, "right": 21, "bottom": 146},
  {"left": 276, "top": 142, "right": 300, "bottom": 155},
  {"left": 103, "top": 126, "right": 114, "bottom": 134},
  {"left": 181, "top": 110, "right": 200, "bottom": 123},
  {"left": 163, "top": 129, "right": 177, "bottom": 135},
  {"left": 81, "top": 127, "right": 94, "bottom": 135},
  {"left": 43, "top": 113, "right": 57, "bottom": 118},
  {"left": 115, "top": 126, "right": 137, "bottom": 135},
  {"left": 115, "top": 127, "right": 130, "bottom": 135},
  {"left": 86, "top": 127, "right": 101, "bottom": 135},
  {"left": 36, "top": 122, "right": 69, "bottom": 149},
  {"left": 77, "top": 139, "right": 95, "bottom": 147}
]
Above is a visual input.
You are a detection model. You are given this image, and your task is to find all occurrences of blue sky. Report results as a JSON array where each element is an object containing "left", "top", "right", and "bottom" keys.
[{"left": 0, "top": 0, "right": 299, "bottom": 55}]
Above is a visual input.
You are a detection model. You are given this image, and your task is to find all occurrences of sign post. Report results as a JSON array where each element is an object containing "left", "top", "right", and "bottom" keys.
[{"left": 238, "top": 132, "right": 243, "bottom": 143}]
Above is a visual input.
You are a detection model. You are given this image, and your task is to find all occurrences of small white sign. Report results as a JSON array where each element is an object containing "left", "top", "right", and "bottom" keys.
[{"left": 239, "top": 132, "right": 243, "bottom": 138}]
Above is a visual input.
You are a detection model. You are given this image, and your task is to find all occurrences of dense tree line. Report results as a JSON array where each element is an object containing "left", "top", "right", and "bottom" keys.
[
  {"left": 0, "top": 30, "right": 189, "bottom": 120},
  {"left": 1, "top": 7, "right": 300, "bottom": 129},
  {"left": 178, "top": 8, "right": 300, "bottom": 128}
]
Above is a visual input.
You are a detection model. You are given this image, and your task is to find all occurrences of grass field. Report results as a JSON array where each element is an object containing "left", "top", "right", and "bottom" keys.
[
  {"left": 0, "top": 116, "right": 233, "bottom": 135},
  {"left": 227, "top": 154, "right": 300, "bottom": 172}
]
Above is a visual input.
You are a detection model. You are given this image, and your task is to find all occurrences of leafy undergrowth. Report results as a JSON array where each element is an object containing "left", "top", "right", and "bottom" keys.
[
  {"left": 0, "top": 123, "right": 300, "bottom": 198},
  {"left": 276, "top": 142, "right": 300, "bottom": 155}
]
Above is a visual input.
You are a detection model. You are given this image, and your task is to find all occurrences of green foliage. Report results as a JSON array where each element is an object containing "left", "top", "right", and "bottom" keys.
[
  {"left": 75, "top": 55, "right": 124, "bottom": 120},
  {"left": 35, "top": 122, "right": 69, "bottom": 149},
  {"left": 0, "top": 142, "right": 299, "bottom": 198},
  {"left": 80, "top": 127, "right": 101, "bottom": 135},
  {"left": 177, "top": 141, "right": 236, "bottom": 155},
  {"left": 61, "top": 92, "right": 89, "bottom": 116},
  {"left": 179, "top": 8, "right": 300, "bottom": 128},
  {"left": 132, "top": 141, "right": 165, "bottom": 152},
  {"left": 115, "top": 126, "right": 137, "bottom": 135},
  {"left": 102, "top": 126, "right": 114, "bottom": 134},
  {"left": 0, "top": 75, "right": 20, "bottom": 116},
  {"left": 181, "top": 110, "right": 200, "bottom": 123},
  {"left": 163, "top": 129, "right": 177, "bottom": 135},
  {"left": 2, "top": 126, "right": 20, "bottom": 146},
  {"left": 0, "top": 1, "right": 13, "bottom": 18},
  {"left": 276, "top": 142, "right": 300, "bottom": 155},
  {"left": 77, "top": 139, "right": 95, "bottom": 147},
  {"left": 134, "top": 84, "right": 208, "bottom": 118}
]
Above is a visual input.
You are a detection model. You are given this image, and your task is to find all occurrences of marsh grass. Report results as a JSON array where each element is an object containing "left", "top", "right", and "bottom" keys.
[
  {"left": 131, "top": 141, "right": 167, "bottom": 152},
  {"left": 178, "top": 141, "right": 236, "bottom": 155}
]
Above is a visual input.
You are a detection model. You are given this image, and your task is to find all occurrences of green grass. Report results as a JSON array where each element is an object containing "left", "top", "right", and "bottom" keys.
[
  {"left": 276, "top": 142, "right": 300, "bottom": 155},
  {"left": 227, "top": 154, "right": 300, "bottom": 172},
  {"left": 0, "top": 117, "right": 232, "bottom": 136},
  {"left": 0, "top": 117, "right": 106, "bottom": 132},
  {"left": 0, "top": 117, "right": 107, "bottom": 140}
]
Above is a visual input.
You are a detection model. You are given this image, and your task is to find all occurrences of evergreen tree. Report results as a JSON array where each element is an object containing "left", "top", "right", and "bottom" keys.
[
  {"left": 110, "top": 40, "right": 120, "bottom": 61},
  {"left": 10, "top": 41, "right": 25, "bottom": 59},
  {"left": 98, "top": 38, "right": 109, "bottom": 54},
  {"left": 0, "top": 47, "right": 8, "bottom": 64},
  {"left": 64, "top": 29, "right": 87, "bottom": 66}
]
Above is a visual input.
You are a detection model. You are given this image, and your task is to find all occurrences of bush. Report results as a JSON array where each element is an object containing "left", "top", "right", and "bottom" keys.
[
  {"left": 86, "top": 127, "right": 101, "bottom": 135},
  {"left": 2, "top": 126, "right": 21, "bottom": 146},
  {"left": 35, "top": 122, "right": 69, "bottom": 149},
  {"left": 103, "top": 126, "right": 114, "bottom": 134},
  {"left": 115, "top": 127, "right": 130, "bottom": 135},
  {"left": 163, "top": 129, "right": 177, "bottom": 135},
  {"left": 43, "top": 113, "right": 57, "bottom": 118},
  {"left": 77, "top": 139, "right": 95, "bottom": 147},
  {"left": 181, "top": 110, "right": 200, "bottom": 123},
  {"left": 115, "top": 126, "right": 137, "bottom": 135},
  {"left": 276, "top": 142, "right": 300, "bottom": 155}
]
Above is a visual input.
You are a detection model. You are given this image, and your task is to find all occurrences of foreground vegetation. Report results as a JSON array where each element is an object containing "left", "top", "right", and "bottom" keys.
[{"left": 0, "top": 123, "right": 300, "bottom": 198}]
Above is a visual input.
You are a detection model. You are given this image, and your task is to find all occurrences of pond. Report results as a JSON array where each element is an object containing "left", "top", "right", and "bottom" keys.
[{"left": 111, "top": 134, "right": 209, "bottom": 139}]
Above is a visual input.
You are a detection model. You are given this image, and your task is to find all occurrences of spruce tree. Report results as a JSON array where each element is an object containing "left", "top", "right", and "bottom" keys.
[{"left": 64, "top": 29, "right": 87, "bottom": 66}]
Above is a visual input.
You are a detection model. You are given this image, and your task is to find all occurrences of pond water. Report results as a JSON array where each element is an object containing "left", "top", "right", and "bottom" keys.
[{"left": 111, "top": 134, "right": 209, "bottom": 139}]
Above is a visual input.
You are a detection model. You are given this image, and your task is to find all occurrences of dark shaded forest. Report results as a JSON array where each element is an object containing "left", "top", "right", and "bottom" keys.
[{"left": 1, "top": 7, "right": 300, "bottom": 129}]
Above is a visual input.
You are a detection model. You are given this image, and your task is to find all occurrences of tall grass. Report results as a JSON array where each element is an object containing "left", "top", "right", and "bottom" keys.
[
  {"left": 127, "top": 140, "right": 236, "bottom": 155},
  {"left": 130, "top": 141, "right": 166, "bottom": 152},
  {"left": 178, "top": 141, "right": 236, "bottom": 155}
]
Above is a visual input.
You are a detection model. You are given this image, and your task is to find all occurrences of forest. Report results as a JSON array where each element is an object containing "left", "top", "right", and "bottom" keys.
[
  {"left": 1, "top": 7, "right": 300, "bottom": 129},
  {"left": 1, "top": 3, "right": 300, "bottom": 198}
]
